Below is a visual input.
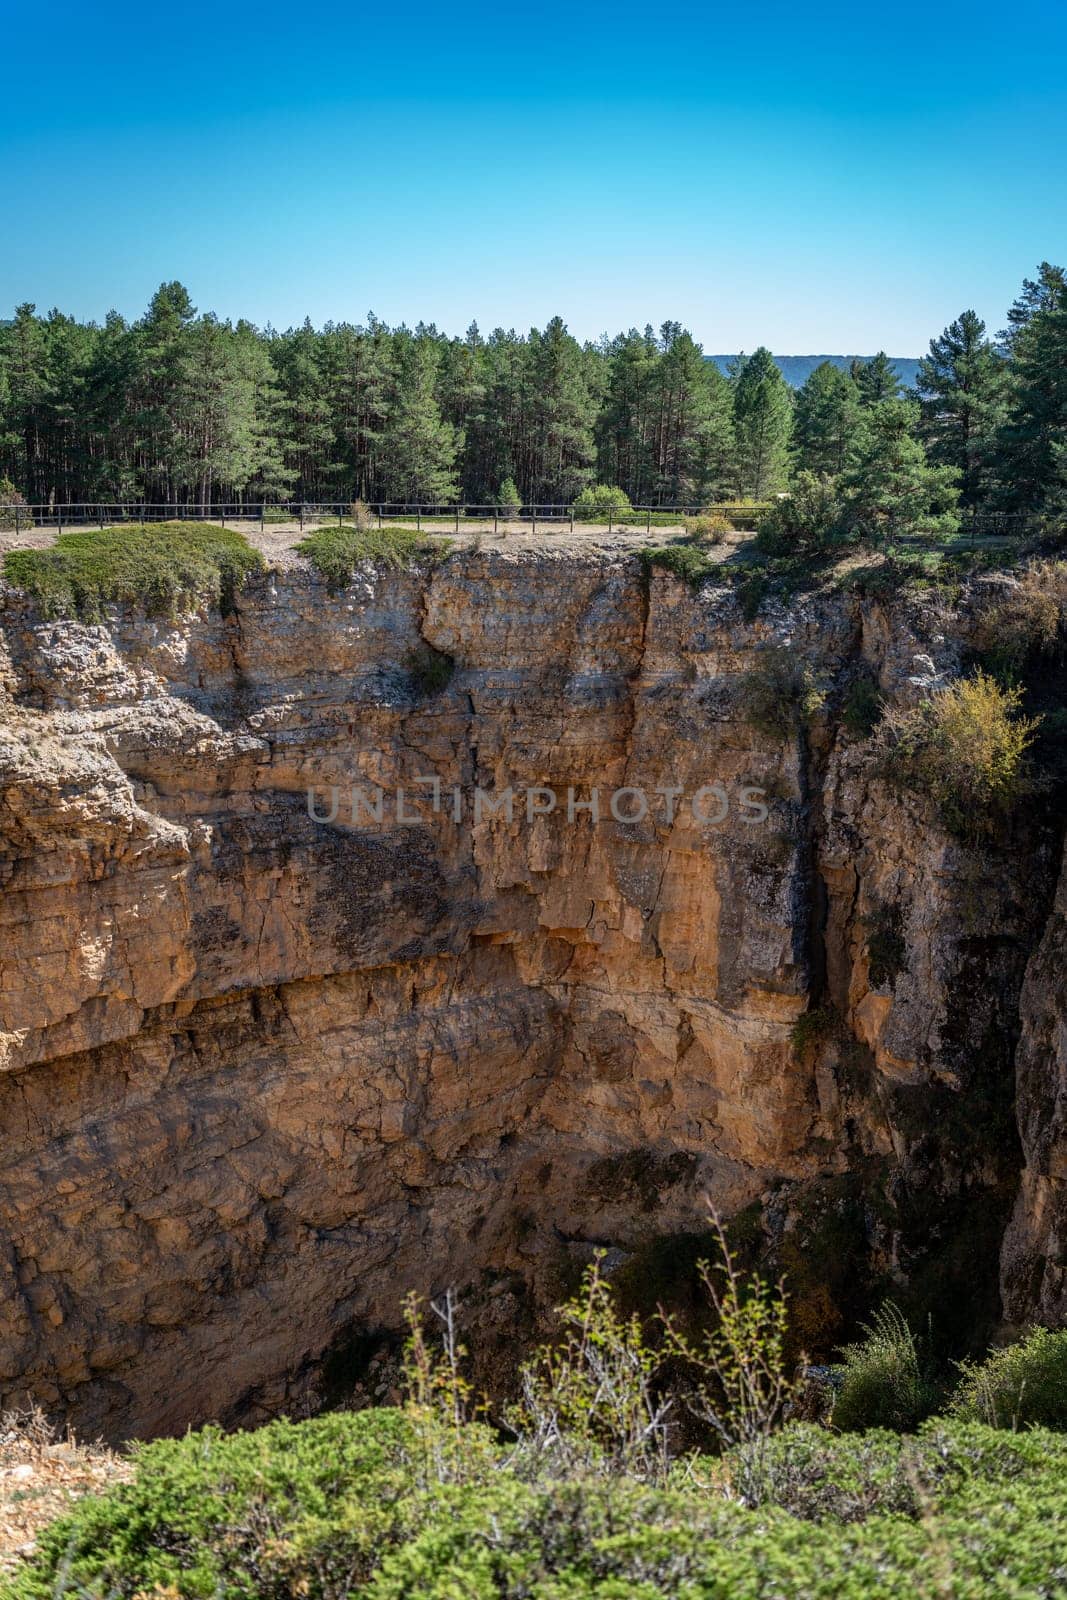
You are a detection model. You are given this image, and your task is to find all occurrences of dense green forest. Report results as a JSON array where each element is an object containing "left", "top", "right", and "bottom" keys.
[{"left": 0, "top": 265, "right": 1064, "bottom": 516}]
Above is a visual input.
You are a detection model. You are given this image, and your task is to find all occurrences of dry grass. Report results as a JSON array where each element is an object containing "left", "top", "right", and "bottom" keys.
[{"left": 0, "top": 1407, "right": 130, "bottom": 1578}]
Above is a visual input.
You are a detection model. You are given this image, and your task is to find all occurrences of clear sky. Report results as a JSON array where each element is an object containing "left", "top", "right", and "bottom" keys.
[{"left": 3, "top": 0, "right": 1065, "bottom": 354}]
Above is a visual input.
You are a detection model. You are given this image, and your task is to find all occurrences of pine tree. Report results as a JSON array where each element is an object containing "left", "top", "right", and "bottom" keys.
[
  {"left": 595, "top": 328, "right": 659, "bottom": 501},
  {"left": 916, "top": 311, "right": 1008, "bottom": 509},
  {"left": 524, "top": 317, "right": 597, "bottom": 502},
  {"left": 731, "top": 347, "right": 792, "bottom": 498},
  {"left": 998, "top": 261, "right": 1067, "bottom": 354},
  {"left": 378, "top": 338, "right": 459, "bottom": 503},
  {"left": 850, "top": 351, "right": 901, "bottom": 407},
  {"left": 994, "top": 291, "right": 1067, "bottom": 515},
  {"left": 839, "top": 399, "right": 959, "bottom": 543},
  {"left": 792, "top": 361, "right": 861, "bottom": 477},
  {"left": 271, "top": 319, "right": 336, "bottom": 499}
]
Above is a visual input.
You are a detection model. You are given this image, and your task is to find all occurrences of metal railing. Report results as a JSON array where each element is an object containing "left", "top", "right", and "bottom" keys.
[
  {"left": 0, "top": 503, "right": 1039, "bottom": 544},
  {"left": 0, "top": 500, "right": 773, "bottom": 535}
]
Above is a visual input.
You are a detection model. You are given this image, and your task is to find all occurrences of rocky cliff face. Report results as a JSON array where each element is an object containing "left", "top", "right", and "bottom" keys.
[{"left": 0, "top": 547, "right": 1063, "bottom": 1439}]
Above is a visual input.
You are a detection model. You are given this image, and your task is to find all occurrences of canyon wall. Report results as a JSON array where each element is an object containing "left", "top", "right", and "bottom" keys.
[{"left": 0, "top": 547, "right": 1063, "bottom": 1439}]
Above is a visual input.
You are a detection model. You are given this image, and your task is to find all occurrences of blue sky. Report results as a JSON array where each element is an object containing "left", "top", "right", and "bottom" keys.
[{"left": 2, "top": 0, "right": 1065, "bottom": 353}]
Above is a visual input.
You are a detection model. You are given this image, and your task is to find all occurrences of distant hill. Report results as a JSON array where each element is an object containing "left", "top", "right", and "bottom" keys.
[{"left": 708, "top": 354, "right": 921, "bottom": 389}]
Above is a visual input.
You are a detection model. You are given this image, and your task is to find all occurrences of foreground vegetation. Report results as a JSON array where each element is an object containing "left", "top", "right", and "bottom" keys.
[
  {"left": 8, "top": 1411, "right": 1066, "bottom": 1600},
  {"left": 2, "top": 523, "right": 263, "bottom": 621},
  {"left": 8, "top": 1235, "right": 1067, "bottom": 1600}
]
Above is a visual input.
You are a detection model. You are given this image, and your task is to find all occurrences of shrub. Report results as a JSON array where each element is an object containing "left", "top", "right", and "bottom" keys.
[
  {"left": 949, "top": 1326, "right": 1067, "bottom": 1429},
  {"left": 745, "top": 1418, "right": 1067, "bottom": 1520},
  {"left": 756, "top": 472, "right": 843, "bottom": 554},
  {"left": 841, "top": 672, "right": 883, "bottom": 737},
  {"left": 496, "top": 477, "right": 521, "bottom": 517},
  {"left": 684, "top": 512, "right": 734, "bottom": 541},
  {"left": 505, "top": 1255, "right": 672, "bottom": 1483},
  {"left": 18, "top": 1415, "right": 1067, "bottom": 1600},
  {"left": 639, "top": 543, "right": 717, "bottom": 590},
  {"left": 0, "top": 475, "right": 31, "bottom": 530},
  {"left": 971, "top": 560, "right": 1067, "bottom": 678},
  {"left": 297, "top": 523, "right": 449, "bottom": 587},
  {"left": 8, "top": 1409, "right": 477, "bottom": 1600},
  {"left": 873, "top": 671, "right": 1040, "bottom": 839},
  {"left": 739, "top": 647, "right": 826, "bottom": 738},
  {"left": 831, "top": 1303, "right": 938, "bottom": 1432},
  {"left": 660, "top": 1211, "right": 794, "bottom": 1502},
  {"left": 790, "top": 1005, "right": 838, "bottom": 1053},
  {"left": 737, "top": 568, "right": 770, "bottom": 620},
  {"left": 406, "top": 642, "right": 455, "bottom": 697},
  {"left": 572, "top": 484, "right": 632, "bottom": 522},
  {"left": 3, "top": 523, "right": 263, "bottom": 620}
]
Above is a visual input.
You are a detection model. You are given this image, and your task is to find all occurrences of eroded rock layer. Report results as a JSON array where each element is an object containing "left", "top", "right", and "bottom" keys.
[{"left": 0, "top": 548, "right": 1063, "bottom": 1438}]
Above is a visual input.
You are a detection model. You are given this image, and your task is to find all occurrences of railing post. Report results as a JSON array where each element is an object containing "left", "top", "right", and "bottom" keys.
[
  {"left": 57, "top": 504, "right": 63, "bottom": 534},
  {"left": 455, "top": 505, "right": 460, "bottom": 534},
  {"left": 261, "top": 503, "right": 266, "bottom": 533},
  {"left": 299, "top": 504, "right": 303, "bottom": 532},
  {"left": 494, "top": 508, "right": 498, "bottom": 537},
  {"left": 377, "top": 504, "right": 382, "bottom": 530},
  {"left": 417, "top": 507, "right": 421, "bottom": 532},
  {"left": 532, "top": 504, "right": 536, "bottom": 533},
  {"left": 646, "top": 507, "right": 651, "bottom": 533},
  {"left": 14, "top": 504, "right": 20, "bottom": 538},
  {"left": 570, "top": 505, "right": 574, "bottom": 532},
  {"left": 608, "top": 508, "right": 613, "bottom": 534}
]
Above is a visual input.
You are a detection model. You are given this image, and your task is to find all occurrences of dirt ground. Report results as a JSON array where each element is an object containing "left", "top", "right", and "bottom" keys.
[
  {"left": 0, "top": 1409, "right": 130, "bottom": 1576},
  {"left": 0, "top": 517, "right": 755, "bottom": 571}
]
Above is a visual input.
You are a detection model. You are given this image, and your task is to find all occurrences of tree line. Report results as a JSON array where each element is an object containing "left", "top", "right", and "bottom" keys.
[{"left": 0, "top": 265, "right": 1063, "bottom": 522}]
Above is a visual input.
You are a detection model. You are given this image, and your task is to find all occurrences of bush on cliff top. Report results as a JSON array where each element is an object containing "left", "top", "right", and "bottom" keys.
[
  {"left": 3, "top": 523, "right": 263, "bottom": 621},
  {"left": 638, "top": 542, "right": 720, "bottom": 589},
  {"left": 10, "top": 1412, "right": 1067, "bottom": 1600},
  {"left": 296, "top": 522, "right": 450, "bottom": 587}
]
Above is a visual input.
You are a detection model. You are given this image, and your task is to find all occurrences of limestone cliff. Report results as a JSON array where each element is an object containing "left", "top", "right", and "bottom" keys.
[{"left": 0, "top": 547, "right": 1062, "bottom": 1439}]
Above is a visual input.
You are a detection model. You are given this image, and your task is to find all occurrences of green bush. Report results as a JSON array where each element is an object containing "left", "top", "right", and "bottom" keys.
[
  {"left": 684, "top": 512, "right": 734, "bottom": 541},
  {"left": 639, "top": 543, "right": 718, "bottom": 590},
  {"left": 873, "top": 671, "right": 1040, "bottom": 839},
  {"left": 496, "top": 477, "right": 521, "bottom": 517},
  {"left": 745, "top": 1418, "right": 1067, "bottom": 1520},
  {"left": 831, "top": 1303, "right": 939, "bottom": 1432},
  {"left": 7, "top": 1409, "right": 480, "bottom": 1600},
  {"left": 756, "top": 472, "right": 843, "bottom": 555},
  {"left": 3, "top": 523, "right": 263, "bottom": 620},
  {"left": 950, "top": 1326, "right": 1067, "bottom": 1430},
  {"left": 572, "top": 484, "right": 632, "bottom": 522},
  {"left": 0, "top": 475, "right": 31, "bottom": 530},
  {"left": 790, "top": 1005, "right": 838, "bottom": 1053},
  {"left": 14, "top": 1413, "right": 1067, "bottom": 1600},
  {"left": 297, "top": 523, "right": 449, "bottom": 587}
]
